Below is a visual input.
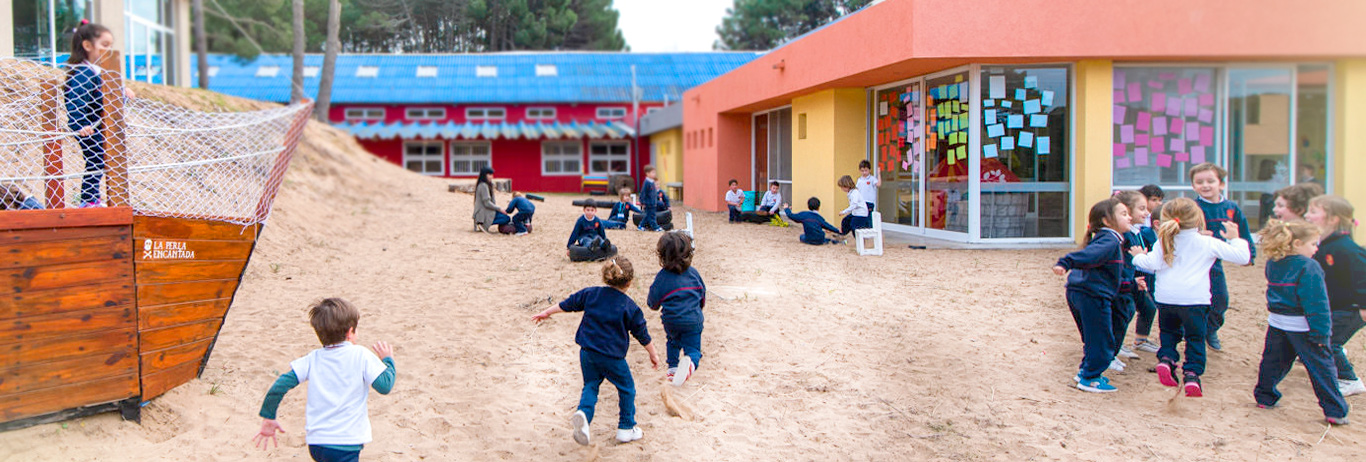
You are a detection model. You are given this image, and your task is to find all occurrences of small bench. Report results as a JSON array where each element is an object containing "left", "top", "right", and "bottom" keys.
[{"left": 582, "top": 175, "right": 609, "bottom": 195}]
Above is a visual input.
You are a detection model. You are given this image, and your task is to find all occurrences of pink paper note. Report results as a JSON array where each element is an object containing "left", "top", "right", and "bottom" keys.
[
  {"left": 1199, "top": 93, "right": 1215, "bottom": 107},
  {"left": 1121, "top": 125, "right": 1134, "bottom": 143},
  {"left": 1114, "top": 143, "right": 1127, "bottom": 158},
  {"left": 1175, "top": 152, "right": 1190, "bottom": 162},
  {"left": 1200, "top": 126, "right": 1214, "bottom": 146},
  {"left": 1170, "top": 117, "right": 1184, "bottom": 135},
  {"left": 1165, "top": 98, "right": 1182, "bottom": 116},
  {"left": 1115, "top": 71, "right": 1127, "bottom": 90},
  {"left": 1137, "top": 111, "right": 1152, "bottom": 131},
  {"left": 1157, "top": 154, "right": 1173, "bottom": 168},
  {"left": 1184, "top": 97, "right": 1198, "bottom": 117},
  {"left": 1185, "top": 121, "right": 1200, "bottom": 140},
  {"left": 1148, "top": 79, "right": 1164, "bottom": 89},
  {"left": 1198, "top": 108, "right": 1214, "bottom": 123},
  {"left": 1192, "top": 146, "right": 1206, "bottom": 164},
  {"left": 1159, "top": 72, "right": 1176, "bottom": 80},
  {"left": 1150, "top": 135, "right": 1165, "bottom": 153},
  {"left": 1117, "top": 157, "right": 1132, "bottom": 169},
  {"left": 1151, "top": 93, "right": 1166, "bottom": 113},
  {"left": 1195, "top": 73, "right": 1211, "bottom": 93},
  {"left": 1114, "top": 90, "right": 1126, "bottom": 104},
  {"left": 1127, "top": 82, "right": 1142, "bottom": 102},
  {"left": 1114, "top": 105, "right": 1127, "bottom": 123},
  {"left": 1171, "top": 138, "right": 1186, "bottom": 153},
  {"left": 1136, "top": 133, "right": 1149, "bottom": 146},
  {"left": 1153, "top": 117, "right": 1168, "bottom": 136},
  {"left": 1135, "top": 148, "right": 1150, "bottom": 166},
  {"left": 1178, "top": 78, "right": 1192, "bottom": 95}
]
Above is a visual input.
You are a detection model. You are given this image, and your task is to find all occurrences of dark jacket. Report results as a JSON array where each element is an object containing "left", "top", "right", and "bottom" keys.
[
  {"left": 647, "top": 267, "right": 706, "bottom": 326},
  {"left": 1313, "top": 232, "right": 1366, "bottom": 313},
  {"left": 1056, "top": 229, "right": 1124, "bottom": 300},
  {"left": 639, "top": 179, "right": 658, "bottom": 208},
  {"left": 567, "top": 215, "right": 607, "bottom": 248},
  {"left": 609, "top": 201, "right": 642, "bottom": 222},
  {"left": 1197, "top": 197, "right": 1256, "bottom": 266},
  {"left": 1265, "top": 255, "right": 1332, "bottom": 344},
  {"left": 783, "top": 208, "right": 839, "bottom": 243},
  {"left": 559, "top": 287, "right": 651, "bottom": 359},
  {"left": 655, "top": 190, "right": 671, "bottom": 211},
  {"left": 504, "top": 196, "right": 535, "bottom": 215},
  {"left": 1119, "top": 230, "right": 1141, "bottom": 294},
  {"left": 64, "top": 65, "right": 103, "bottom": 134}
]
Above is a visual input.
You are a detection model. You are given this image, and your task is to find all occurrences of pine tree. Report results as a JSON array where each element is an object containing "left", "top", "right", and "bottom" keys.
[{"left": 714, "top": 0, "right": 870, "bottom": 51}]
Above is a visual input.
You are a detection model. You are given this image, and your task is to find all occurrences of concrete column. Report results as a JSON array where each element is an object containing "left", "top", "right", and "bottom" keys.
[
  {"left": 1333, "top": 59, "right": 1366, "bottom": 245},
  {"left": 0, "top": 0, "right": 14, "bottom": 57},
  {"left": 174, "top": 0, "right": 190, "bottom": 86},
  {"left": 791, "top": 88, "right": 867, "bottom": 223},
  {"left": 1074, "top": 60, "right": 1115, "bottom": 245}
]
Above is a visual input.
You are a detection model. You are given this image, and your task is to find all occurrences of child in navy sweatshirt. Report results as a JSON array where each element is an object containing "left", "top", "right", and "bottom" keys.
[
  {"left": 1189, "top": 163, "right": 1255, "bottom": 351},
  {"left": 1252, "top": 219, "right": 1349, "bottom": 425},
  {"left": 533, "top": 257, "right": 661, "bottom": 445},
  {"left": 1131, "top": 185, "right": 1165, "bottom": 353},
  {"left": 781, "top": 198, "right": 842, "bottom": 245},
  {"left": 1111, "top": 191, "right": 1151, "bottom": 367},
  {"left": 1307, "top": 195, "right": 1366, "bottom": 397},
  {"left": 638, "top": 166, "right": 663, "bottom": 231},
  {"left": 65, "top": 22, "right": 113, "bottom": 208},
  {"left": 647, "top": 232, "right": 707, "bottom": 386},
  {"left": 567, "top": 203, "right": 610, "bottom": 253},
  {"left": 604, "top": 189, "right": 643, "bottom": 230},
  {"left": 1053, "top": 197, "right": 1131, "bottom": 393},
  {"left": 504, "top": 191, "right": 536, "bottom": 235}
]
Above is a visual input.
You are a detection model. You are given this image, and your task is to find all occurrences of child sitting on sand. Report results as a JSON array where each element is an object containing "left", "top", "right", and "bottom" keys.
[
  {"left": 725, "top": 180, "right": 744, "bottom": 223},
  {"left": 648, "top": 232, "right": 707, "bottom": 386},
  {"left": 781, "top": 198, "right": 842, "bottom": 245},
  {"left": 568, "top": 202, "right": 611, "bottom": 254},
  {"left": 253, "top": 298, "right": 396, "bottom": 462},
  {"left": 504, "top": 191, "right": 536, "bottom": 236},
  {"left": 533, "top": 257, "right": 660, "bottom": 445},
  {"left": 604, "top": 188, "right": 643, "bottom": 230}
]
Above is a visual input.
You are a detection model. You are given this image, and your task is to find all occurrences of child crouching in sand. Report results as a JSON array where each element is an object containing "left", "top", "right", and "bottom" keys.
[
  {"left": 533, "top": 257, "right": 660, "bottom": 445},
  {"left": 648, "top": 232, "right": 707, "bottom": 386},
  {"left": 254, "top": 298, "right": 396, "bottom": 462}
]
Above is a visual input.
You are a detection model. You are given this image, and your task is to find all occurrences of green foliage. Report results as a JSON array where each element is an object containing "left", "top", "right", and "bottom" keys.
[{"left": 714, "top": 0, "right": 871, "bottom": 51}]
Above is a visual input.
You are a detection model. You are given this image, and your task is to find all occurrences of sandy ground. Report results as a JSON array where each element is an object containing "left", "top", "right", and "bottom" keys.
[{"left": 2, "top": 89, "right": 1364, "bottom": 461}]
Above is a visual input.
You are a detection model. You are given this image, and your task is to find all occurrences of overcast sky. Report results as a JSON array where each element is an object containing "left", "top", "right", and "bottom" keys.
[{"left": 614, "top": 0, "right": 734, "bottom": 52}]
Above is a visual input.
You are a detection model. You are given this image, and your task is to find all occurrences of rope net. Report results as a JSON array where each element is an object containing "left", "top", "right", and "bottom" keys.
[{"left": 0, "top": 56, "right": 311, "bottom": 226}]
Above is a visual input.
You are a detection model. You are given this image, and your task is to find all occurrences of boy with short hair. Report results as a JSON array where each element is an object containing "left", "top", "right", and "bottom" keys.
[
  {"left": 254, "top": 298, "right": 396, "bottom": 462},
  {"left": 505, "top": 191, "right": 536, "bottom": 236},
  {"left": 756, "top": 181, "right": 782, "bottom": 217},
  {"left": 780, "top": 198, "right": 843, "bottom": 245},
  {"left": 724, "top": 180, "right": 743, "bottom": 223},
  {"left": 568, "top": 203, "right": 611, "bottom": 253},
  {"left": 638, "top": 166, "right": 663, "bottom": 232},
  {"left": 1189, "top": 163, "right": 1256, "bottom": 350}
]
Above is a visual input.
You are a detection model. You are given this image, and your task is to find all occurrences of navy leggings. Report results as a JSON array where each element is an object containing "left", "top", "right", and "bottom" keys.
[{"left": 1067, "top": 290, "right": 1114, "bottom": 380}]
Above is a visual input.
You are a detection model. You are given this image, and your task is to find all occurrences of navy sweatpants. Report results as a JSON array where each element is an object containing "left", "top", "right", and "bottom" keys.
[
  {"left": 1205, "top": 265, "right": 1229, "bottom": 334},
  {"left": 578, "top": 348, "right": 637, "bottom": 429},
  {"left": 511, "top": 212, "right": 533, "bottom": 233},
  {"left": 1253, "top": 326, "right": 1348, "bottom": 419},
  {"left": 1157, "top": 303, "right": 1208, "bottom": 375},
  {"left": 1067, "top": 290, "right": 1114, "bottom": 380},
  {"left": 309, "top": 445, "right": 361, "bottom": 462},
  {"left": 1132, "top": 276, "right": 1158, "bottom": 338},
  {"left": 1111, "top": 293, "right": 1137, "bottom": 352},
  {"left": 1331, "top": 311, "right": 1366, "bottom": 381}
]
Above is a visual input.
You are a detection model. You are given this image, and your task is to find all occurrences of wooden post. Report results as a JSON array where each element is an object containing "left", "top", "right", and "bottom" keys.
[
  {"left": 253, "top": 101, "right": 314, "bottom": 223},
  {"left": 97, "top": 51, "right": 129, "bottom": 208},
  {"left": 39, "top": 80, "right": 65, "bottom": 209}
]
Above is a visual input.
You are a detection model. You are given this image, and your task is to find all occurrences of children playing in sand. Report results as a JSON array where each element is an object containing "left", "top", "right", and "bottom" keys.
[
  {"left": 1251, "top": 219, "right": 1350, "bottom": 425},
  {"left": 837, "top": 175, "right": 870, "bottom": 235},
  {"left": 505, "top": 191, "right": 536, "bottom": 236},
  {"left": 533, "top": 257, "right": 660, "bottom": 445},
  {"left": 1132, "top": 197, "right": 1251, "bottom": 397},
  {"left": 605, "top": 188, "right": 643, "bottom": 230},
  {"left": 1053, "top": 197, "right": 1130, "bottom": 393},
  {"left": 1189, "top": 163, "right": 1255, "bottom": 351},
  {"left": 1306, "top": 195, "right": 1366, "bottom": 397},
  {"left": 648, "top": 232, "right": 707, "bottom": 386},
  {"left": 781, "top": 198, "right": 843, "bottom": 245},
  {"left": 253, "top": 298, "right": 396, "bottom": 461}
]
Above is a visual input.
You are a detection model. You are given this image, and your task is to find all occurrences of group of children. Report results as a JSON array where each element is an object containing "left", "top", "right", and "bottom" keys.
[
  {"left": 1056, "top": 162, "right": 1364, "bottom": 426},
  {"left": 724, "top": 160, "right": 881, "bottom": 245}
]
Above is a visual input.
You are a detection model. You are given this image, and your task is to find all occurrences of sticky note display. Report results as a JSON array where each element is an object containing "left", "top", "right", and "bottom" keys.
[
  {"left": 1002, "top": 137, "right": 1015, "bottom": 151},
  {"left": 1029, "top": 114, "right": 1048, "bottom": 128},
  {"left": 1037, "top": 137, "right": 1051, "bottom": 154},
  {"left": 1018, "top": 131, "right": 1034, "bottom": 148},
  {"left": 1007, "top": 114, "right": 1024, "bottom": 129}
]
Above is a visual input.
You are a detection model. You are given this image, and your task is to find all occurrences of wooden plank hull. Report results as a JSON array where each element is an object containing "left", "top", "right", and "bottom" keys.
[{"left": 0, "top": 210, "right": 259, "bottom": 429}]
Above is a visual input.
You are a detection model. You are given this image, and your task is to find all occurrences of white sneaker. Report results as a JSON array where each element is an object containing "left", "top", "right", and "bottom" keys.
[
  {"left": 1108, "top": 358, "right": 1126, "bottom": 372},
  {"left": 673, "top": 356, "right": 694, "bottom": 386},
  {"left": 615, "top": 426, "right": 643, "bottom": 443},
  {"left": 571, "top": 410, "right": 590, "bottom": 446},
  {"left": 1117, "top": 345, "right": 1140, "bottom": 359},
  {"left": 1340, "top": 379, "right": 1366, "bottom": 397},
  {"left": 1134, "top": 339, "right": 1160, "bottom": 353}
]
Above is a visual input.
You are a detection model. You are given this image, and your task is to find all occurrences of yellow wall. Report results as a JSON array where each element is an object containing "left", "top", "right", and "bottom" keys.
[
  {"left": 1334, "top": 59, "right": 1366, "bottom": 245},
  {"left": 1075, "top": 60, "right": 1115, "bottom": 245},
  {"left": 652, "top": 128, "right": 684, "bottom": 198},
  {"left": 792, "top": 88, "right": 867, "bottom": 223}
]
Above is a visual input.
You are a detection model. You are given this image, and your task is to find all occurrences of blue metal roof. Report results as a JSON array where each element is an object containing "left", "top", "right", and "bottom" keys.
[
  {"left": 334, "top": 119, "right": 636, "bottom": 140},
  {"left": 195, "top": 52, "right": 763, "bottom": 104}
]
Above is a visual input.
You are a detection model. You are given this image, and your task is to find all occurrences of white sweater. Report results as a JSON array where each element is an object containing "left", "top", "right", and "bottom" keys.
[
  {"left": 841, "top": 189, "right": 869, "bottom": 217},
  {"left": 1133, "top": 228, "right": 1251, "bottom": 305}
]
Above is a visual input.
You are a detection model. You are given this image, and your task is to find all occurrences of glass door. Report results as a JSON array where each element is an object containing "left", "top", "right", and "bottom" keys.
[
  {"left": 766, "top": 108, "right": 794, "bottom": 202},
  {"left": 923, "top": 71, "right": 972, "bottom": 236},
  {"left": 1226, "top": 66, "right": 1295, "bottom": 230},
  {"left": 873, "top": 81, "right": 922, "bottom": 227}
]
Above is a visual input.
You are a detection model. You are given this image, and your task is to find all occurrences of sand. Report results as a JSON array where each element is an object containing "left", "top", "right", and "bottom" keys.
[{"left": 1, "top": 87, "right": 1363, "bottom": 461}]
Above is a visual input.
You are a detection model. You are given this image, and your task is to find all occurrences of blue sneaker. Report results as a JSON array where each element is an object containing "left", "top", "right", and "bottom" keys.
[
  {"left": 1077, "top": 376, "right": 1118, "bottom": 393},
  {"left": 1207, "top": 331, "right": 1222, "bottom": 351}
]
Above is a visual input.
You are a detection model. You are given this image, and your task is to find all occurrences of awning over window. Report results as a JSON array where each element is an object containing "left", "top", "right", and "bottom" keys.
[{"left": 333, "top": 120, "right": 636, "bottom": 141}]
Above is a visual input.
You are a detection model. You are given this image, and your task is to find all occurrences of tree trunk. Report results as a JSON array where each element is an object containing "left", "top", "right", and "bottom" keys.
[
  {"left": 291, "top": 0, "right": 305, "bottom": 103},
  {"left": 314, "top": 0, "right": 341, "bottom": 121},
  {"left": 194, "top": 0, "right": 208, "bottom": 89}
]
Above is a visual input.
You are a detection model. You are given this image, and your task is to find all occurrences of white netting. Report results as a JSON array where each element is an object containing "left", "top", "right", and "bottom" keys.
[{"left": 0, "top": 57, "right": 311, "bottom": 225}]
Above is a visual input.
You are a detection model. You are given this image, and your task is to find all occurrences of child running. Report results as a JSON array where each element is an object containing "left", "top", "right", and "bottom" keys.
[
  {"left": 837, "top": 175, "right": 870, "bottom": 235},
  {"left": 781, "top": 198, "right": 843, "bottom": 245},
  {"left": 1252, "top": 219, "right": 1349, "bottom": 425},
  {"left": 1189, "top": 163, "right": 1255, "bottom": 351},
  {"left": 647, "top": 232, "right": 707, "bottom": 386},
  {"left": 533, "top": 257, "right": 661, "bottom": 445},
  {"left": 1111, "top": 191, "right": 1151, "bottom": 366},
  {"left": 1053, "top": 197, "right": 1130, "bottom": 393},
  {"left": 1306, "top": 195, "right": 1366, "bottom": 397},
  {"left": 504, "top": 191, "right": 536, "bottom": 235},
  {"left": 253, "top": 298, "right": 396, "bottom": 462},
  {"left": 1130, "top": 185, "right": 1165, "bottom": 353},
  {"left": 1132, "top": 197, "right": 1251, "bottom": 397}
]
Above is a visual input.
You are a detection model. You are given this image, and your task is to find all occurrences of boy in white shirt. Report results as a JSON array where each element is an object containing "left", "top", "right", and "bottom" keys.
[
  {"left": 856, "top": 160, "right": 881, "bottom": 213},
  {"left": 756, "top": 181, "right": 783, "bottom": 218},
  {"left": 724, "top": 179, "right": 744, "bottom": 223},
  {"left": 254, "top": 298, "right": 396, "bottom": 462},
  {"left": 837, "top": 175, "right": 870, "bottom": 235}
]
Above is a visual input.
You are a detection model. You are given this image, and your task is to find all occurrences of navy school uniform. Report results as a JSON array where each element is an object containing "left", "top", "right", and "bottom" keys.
[
  {"left": 1315, "top": 231, "right": 1366, "bottom": 382},
  {"left": 638, "top": 179, "right": 660, "bottom": 230},
  {"left": 504, "top": 196, "right": 536, "bottom": 233},
  {"left": 559, "top": 287, "right": 653, "bottom": 429},
  {"left": 1055, "top": 229, "right": 1124, "bottom": 380},
  {"left": 1253, "top": 255, "right": 1348, "bottom": 419},
  {"left": 782, "top": 208, "right": 840, "bottom": 245},
  {"left": 1133, "top": 226, "right": 1160, "bottom": 339},
  {"left": 64, "top": 65, "right": 105, "bottom": 206},
  {"left": 605, "top": 201, "right": 642, "bottom": 230},
  {"left": 1196, "top": 197, "right": 1255, "bottom": 335},
  {"left": 567, "top": 216, "right": 608, "bottom": 248},
  {"left": 647, "top": 267, "right": 707, "bottom": 370},
  {"left": 1111, "top": 230, "right": 1142, "bottom": 351}
]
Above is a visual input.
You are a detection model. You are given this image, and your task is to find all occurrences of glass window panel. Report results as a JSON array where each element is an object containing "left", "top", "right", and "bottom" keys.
[
  {"left": 924, "top": 71, "right": 970, "bottom": 234},
  {"left": 979, "top": 65, "right": 1071, "bottom": 238},
  {"left": 564, "top": 160, "right": 581, "bottom": 172},
  {"left": 1112, "top": 67, "right": 1220, "bottom": 187},
  {"left": 873, "top": 81, "right": 921, "bottom": 227},
  {"left": 1227, "top": 67, "right": 1293, "bottom": 230},
  {"left": 1296, "top": 64, "right": 1331, "bottom": 193}
]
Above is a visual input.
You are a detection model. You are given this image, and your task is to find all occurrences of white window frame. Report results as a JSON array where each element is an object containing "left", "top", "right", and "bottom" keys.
[
  {"left": 476, "top": 66, "right": 498, "bottom": 78},
  {"left": 402, "top": 140, "right": 446, "bottom": 176},
  {"left": 356, "top": 66, "right": 379, "bottom": 78},
  {"left": 588, "top": 141, "right": 631, "bottom": 175},
  {"left": 405, "top": 107, "right": 447, "bottom": 121},
  {"left": 526, "top": 107, "right": 557, "bottom": 120},
  {"left": 449, "top": 142, "right": 492, "bottom": 176},
  {"left": 466, "top": 107, "right": 507, "bottom": 120},
  {"left": 596, "top": 107, "right": 628, "bottom": 120},
  {"left": 416, "top": 66, "right": 439, "bottom": 78},
  {"left": 344, "top": 107, "right": 385, "bottom": 121},
  {"left": 535, "top": 64, "right": 558, "bottom": 77},
  {"left": 542, "top": 141, "right": 583, "bottom": 176}
]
